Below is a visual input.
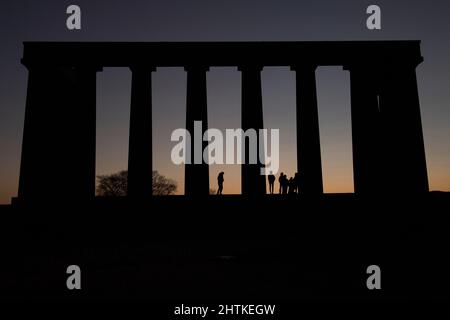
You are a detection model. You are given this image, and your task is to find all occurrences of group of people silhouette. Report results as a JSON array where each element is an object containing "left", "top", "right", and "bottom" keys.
[
  {"left": 216, "top": 171, "right": 302, "bottom": 195},
  {"left": 269, "top": 172, "right": 301, "bottom": 195}
]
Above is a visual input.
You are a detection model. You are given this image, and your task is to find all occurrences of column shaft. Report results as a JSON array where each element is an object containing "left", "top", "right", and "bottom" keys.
[
  {"left": 240, "top": 66, "right": 266, "bottom": 196},
  {"left": 292, "top": 66, "right": 323, "bottom": 195},
  {"left": 128, "top": 67, "right": 155, "bottom": 198},
  {"left": 347, "top": 66, "right": 384, "bottom": 195},
  {"left": 71, "top": 67, "right": 98, "bottom": 200},
  {"left": 18, "top": 67, "right": 48, "bottom": 200},
  {"left": 184, "top": 66, "right": 210, "bottom": 196},
  {"left": 18, "top": 65, "right": 99, "bottom": 202},
  {"left": 380, "top": 62, "right": 429, "bottom": 193}
]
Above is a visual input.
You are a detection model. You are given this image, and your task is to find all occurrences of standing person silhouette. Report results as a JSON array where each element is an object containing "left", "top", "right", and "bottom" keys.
[
  {"left": 294, "top": 172, "right": 301, "bottom": 194},
  {"left": 288, "top": 177, "right": 295, "bottom": 194},
  {"left": 282, "top": 174, "right": 288, "bottom": 194},
  {"left": 217, "top": 172, "right": 224, "bottom": 195},
  {"left": 278, "top": 172, "right": 284, "bottom": 194},
  {"left": 268, "top": 171, "right": 276, "bottom": 194}
]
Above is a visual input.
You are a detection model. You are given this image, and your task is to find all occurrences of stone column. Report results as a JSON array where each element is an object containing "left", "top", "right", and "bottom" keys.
[
  {"left": 18, "top": 63, "right": 100, "bottom": 203},
  {"left": 239, "top": 65, "right": 266, "bottom": 196},
  {"left": 345, "top": 64, "right": 384, "bottom": 195},
  {"left": 72, "top": 66, "right": 99, "bottom": 200},
  {"left": 127, "top": 66, "right": 155, "bottom": 198},
  {"left": 291, "top": 65, "right": 323, "bottom": 195},
  {"left": 18, "top": 65, "right": 46, "bottom": 201},
  {"left": 379, "top": 60, "right": 429, "bottom": 193},
  {"left": 184, "top": 66, "right": 210, "bottom": 196}
]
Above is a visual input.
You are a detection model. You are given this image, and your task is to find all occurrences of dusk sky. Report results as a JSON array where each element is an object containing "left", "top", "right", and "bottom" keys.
[{"left": 1, "top": 0, "right": 450, "bottom": 203}]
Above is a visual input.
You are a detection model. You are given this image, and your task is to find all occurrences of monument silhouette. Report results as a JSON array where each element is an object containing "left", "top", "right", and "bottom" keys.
[
  {"left": 16, "top": 41, "right": 428, "bottom": 203},
  {"left": 2, "top": 41, "right": 449, "bottom": 301}
]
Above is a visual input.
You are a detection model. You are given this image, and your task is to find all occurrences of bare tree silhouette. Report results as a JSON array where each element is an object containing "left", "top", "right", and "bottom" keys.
[{"left": 96, "top": 170, "right": 177, "bottom": 196}]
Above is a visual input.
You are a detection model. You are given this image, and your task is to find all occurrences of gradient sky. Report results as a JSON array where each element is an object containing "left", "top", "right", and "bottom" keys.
[{"left": 1, "top": 0, "right": 450, "bottom": 203}]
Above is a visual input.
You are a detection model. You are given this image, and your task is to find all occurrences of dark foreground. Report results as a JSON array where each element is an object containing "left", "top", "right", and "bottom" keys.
[{"left": 0, "top": 192, "right": 449, "bottom": 301}]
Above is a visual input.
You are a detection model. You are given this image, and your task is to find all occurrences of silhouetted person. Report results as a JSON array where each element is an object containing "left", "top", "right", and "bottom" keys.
[
  {"left": 268, "top": 171, "right": 275, "bottom": 194},
  {"left": 294, "top": 172, "right": 300, "bottom": 194},
  {"left": 278, "top": 172, "right": 284, "bottom": 194},
  {"left": 281, "top": 174, "right": 289, "bottom": 194},
  {"left": 288, "top": 177, "right": 296, "bottom": 194},
  {"left": 217, "top": 172, "right": 224, "bottom": 195}
]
